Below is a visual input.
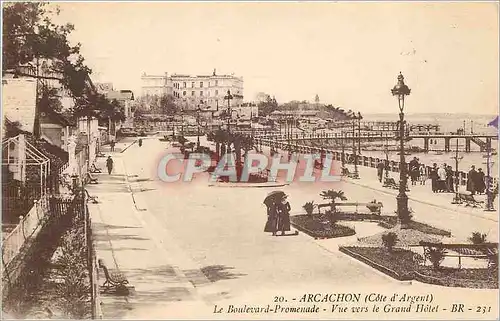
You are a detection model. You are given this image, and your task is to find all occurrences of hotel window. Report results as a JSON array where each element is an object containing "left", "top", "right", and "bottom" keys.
[
  {"left": 183, "top": 91, "right": 186, "bottom": 96},
  {"left": 192, "top": 82, "right": 195, "bottom": 88},
  {"left": 200, "top": 81, "right": 204, "bottom": 88},
  {"left": 208, "top": 91, "right": 210, "bottom": 96},
  {"left": 183, "top": 82, "right": 186, "bottom": 88},
  {"left": 215, "top": 90, "right": 218, "bottom": 96},
  {"left": 200, "top": 91, "right": 204, "bottom": 96},
  {"left": 192, "top": 91, "right": 195, "bottom": 96},
  {"left": 215, "top": 80, "right": 218, "bottom": 86}
]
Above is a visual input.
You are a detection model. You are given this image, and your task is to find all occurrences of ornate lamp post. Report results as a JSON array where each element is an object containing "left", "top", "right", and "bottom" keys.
[{"left": 391, "top": 72, "right": 411, "bottom": 224}]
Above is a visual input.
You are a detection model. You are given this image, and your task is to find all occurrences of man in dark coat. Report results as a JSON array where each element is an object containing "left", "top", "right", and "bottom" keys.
[
  {"left": 467, "top": 165, "right": 477, "bottom": 195},
  {"left": 475, "top": 168, "right": 486, "bottom": 194},
  {"left": 429, "top": 163, "right": 439, "bottom": 193},
  {"left": 446, "top": 165, "right": 454, "bottom": 193},
  {"left": 376, "top": 161, "right": 385, "bottom": 183},
  {"left": 408, "top": 157, "right": 419, "bottom": 185},
  {"left": 106, "top": 156, "right": 114, "bottom": 175}
]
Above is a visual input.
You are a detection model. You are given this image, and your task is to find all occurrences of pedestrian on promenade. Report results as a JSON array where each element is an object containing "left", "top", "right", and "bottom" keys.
[
  {"left": 437, "top": 164, "right": 447, "bottom": 192},
  {"left": 409, "top": 157, "right": 420, "bottom": 185},
  {"left": 106, "top": 156, "right": 114, "bottom": 175},
  {"left": 475, "top": 168, "right": 486, "bottom": 194},
  {"left": 110, "top": 140, "right": 116, "bottom": 152},
  {"left": 376, "top": 161, "right": 385, "bottom": 183},
  {"left": 264, "top": 202, "right": 278, "bottom": 236},
  {"left": 467, "top": 165, "right": 477, "bottom": 195},
  {"left": 419, "top": 164, "right": 427, "bottom": 185},
  {"left": 277, "top": 196, "right": 291, "bottom": 236},
  {"left": 430, "top": 163, "right": 439, "bottom": 192},
  {"left": 446, "top": 165, "right": 454, "bottom": 193}
]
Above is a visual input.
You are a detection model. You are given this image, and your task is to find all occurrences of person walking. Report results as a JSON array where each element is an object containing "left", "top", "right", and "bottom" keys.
[
  {"left": 276, "top": 196, "right": 291, "bottom": 236},
  {"left": 106, "top": 156, "right": 114, "bottom": 175},
  {"left": 376, "top": 161, "right": 385, "bottom": 183},
  {"left": 110, "top": 140, "right": 116, "bottom": 152},
  {"left": 264, "top": 202, "right": 278, "bottom": 236},
  {"left": 467, "top": 165, "right": 477, "bottom": 195},
  {"left": 429, "top": 163, "right": 439, "bottom": 192},
  {"left": 475, "top": 168, "right": 486, "bottom": 194}
]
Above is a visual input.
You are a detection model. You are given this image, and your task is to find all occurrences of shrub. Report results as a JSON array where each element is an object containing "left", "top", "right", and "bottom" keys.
[
  {"left": 469, "top": 232, "right": 487, "bottom": 244},
  {"left": 412, "top": 253, "right": 425, "bottom": 265},
  {"left": 381, "top": 232, "right": 398, "bottom": 252},
  {"left": 325, "top": 209, "right": 338, "bottom": 226},
  {"left": 302, "top": 201, "right": 315, "bottom": 216},
  {"left": 424, "top": 247, "right": 447, "bottom": 270}
]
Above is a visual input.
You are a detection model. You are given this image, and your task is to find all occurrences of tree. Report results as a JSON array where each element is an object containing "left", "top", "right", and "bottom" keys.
[
  {"left": 159, "top": 94, "right": 178, "bottom": 116},
  {"left": 38, "top": 83, "right": 63, "bottom": 113},
  {"left": 382, "top": 232, "right": 398, "bottom": 252},
  {"left": 303, "top": 201, "right": 316, "bottom": 216},
  {"left": 3, "top": 2, "right": 93, "bottom": 99},
  {"left": 320, "top": 190, "right": 347, "bottom": 226},
  {"left": 258, "top": 95, "right": 278, "bottom": 117}
]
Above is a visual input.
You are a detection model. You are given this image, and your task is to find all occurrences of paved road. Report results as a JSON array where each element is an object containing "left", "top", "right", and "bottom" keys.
[{"left": 93, "top": 136, "right": 498, "bottom": 319}]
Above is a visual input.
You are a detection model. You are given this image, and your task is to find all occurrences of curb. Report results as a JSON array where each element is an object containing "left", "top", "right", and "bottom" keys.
[
  {"left": 339, "top": 246, "right": 414, "bottom": 283},
  {"left": 208, "top": 182, "right": 290, "bottom": 188}
]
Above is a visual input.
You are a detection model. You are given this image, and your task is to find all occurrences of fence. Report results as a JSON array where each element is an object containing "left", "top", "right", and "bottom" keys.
[
  {"left": 2, "top": 197, "right": 48, "bottom": 267},
  {"left": 256, "top": 138, "right": 499, "bottom": 188}
]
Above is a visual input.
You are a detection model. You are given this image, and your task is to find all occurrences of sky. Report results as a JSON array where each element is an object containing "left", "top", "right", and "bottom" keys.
[{"left": 52, "top": 2, "right": 499, "bottom": 115}]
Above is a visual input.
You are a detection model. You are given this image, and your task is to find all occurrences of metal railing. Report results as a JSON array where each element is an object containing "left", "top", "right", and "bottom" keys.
[{"left": 1, "top": 197, "right": 48, "bottom": 267}]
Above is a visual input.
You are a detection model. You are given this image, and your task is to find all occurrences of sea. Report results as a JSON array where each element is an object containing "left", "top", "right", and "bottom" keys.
[{"left": 359, "top": 113, "right": 499, "bottom": 176}]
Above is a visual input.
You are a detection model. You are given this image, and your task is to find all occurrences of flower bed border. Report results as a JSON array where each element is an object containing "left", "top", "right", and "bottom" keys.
[
  {"left": 339, "top": 246, "right": 413, "bottom": 281},
  {"left": 290, "top": 215, "right": 356, "bottom": 239},
  {"left": 340, "top": 246, "right": 498, "bottom": 289}
]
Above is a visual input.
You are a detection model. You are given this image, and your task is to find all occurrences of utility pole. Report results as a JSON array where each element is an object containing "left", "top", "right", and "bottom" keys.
[{"left": 451, "top": 139, "right": 463, "bottom": 204}]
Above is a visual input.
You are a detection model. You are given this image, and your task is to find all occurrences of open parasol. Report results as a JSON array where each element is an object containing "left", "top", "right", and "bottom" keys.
[{"left": 263, "top": 191, "right": 287, "bottom": 206}]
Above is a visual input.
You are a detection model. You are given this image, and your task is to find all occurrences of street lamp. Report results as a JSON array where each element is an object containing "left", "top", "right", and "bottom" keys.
[
  {"left": 391, "top": 72, "right": 411, "bottom": 224},
  {"left": 484, "top": 139, "right": 495, "bottom": 211},
  {"left": 351, "top": 116, "right": 359, "bottom": 179},
  {"left": 224, "top": 90, "right": 233, "bottom": 133},
  {"left": 196, "top": 104, "right": 202, "bottom": 150}
]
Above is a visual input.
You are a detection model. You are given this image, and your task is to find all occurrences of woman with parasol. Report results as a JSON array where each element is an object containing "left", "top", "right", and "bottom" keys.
[
  {"left": 263, "top": 191, "right": 285, "bottom": 236},
  {"left": 276, "top": 195, "right": 292, "bottom": 236}
]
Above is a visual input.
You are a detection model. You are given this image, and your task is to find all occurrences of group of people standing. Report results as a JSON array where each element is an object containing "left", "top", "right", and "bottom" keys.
[
  {"left": 409, "top": 157, "right": 427, "bottom": 185},
  {"left": 429, "top": 162, "right": 456, "bottom": 193},
  {"left": 264, "top": 195, "right": 292, "bottom": 236},
  {"left": 466, "top": 165, "right": 487, "bottom": 195}
]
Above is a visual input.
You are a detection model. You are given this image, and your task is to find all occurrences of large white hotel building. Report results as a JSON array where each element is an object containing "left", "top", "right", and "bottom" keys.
[{"left": 141, "top": 70, "right": 244, "bottom": 111}]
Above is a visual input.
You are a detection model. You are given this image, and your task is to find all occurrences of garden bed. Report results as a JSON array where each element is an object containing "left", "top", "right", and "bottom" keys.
[
  {"left": 322, "top": 212, "right": 451, "bottom": 237},
  {"left": 378, "top": 216, "right": 451, "bottom": 236},
  {"left": 340, "top": 246, "right": 498, "bottom": 289},
  {"left": 290, "top": 215, "right": 356, "bottom": 239}
]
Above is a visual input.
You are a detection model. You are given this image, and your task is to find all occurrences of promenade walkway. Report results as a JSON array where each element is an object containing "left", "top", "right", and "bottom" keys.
[{"left": 87, "top": 140, "right": 211, "bottom": 319}]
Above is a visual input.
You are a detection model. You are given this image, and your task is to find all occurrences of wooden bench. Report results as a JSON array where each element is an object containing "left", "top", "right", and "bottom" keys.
[
  {"left": 383, "top": 177, "right": 410, "bottom": 191},
  {"left": 456, "top": 192, "right": 484, "bottom": 208},
  {"left": 90, "top": 163, "right": 102, "bottom": 173},
  {"left": 85, "top": 189, "right": 98, "bottom": 204},
  {"left": 98, "top": 259, "right": 129, "bottom": 292},
  {"left": 417, "top": 242, "right": 498, "bottom": 269},
  {"left": 86, "top": 172, "right": 98, "bottom": 184},
  {"left": 317, "top": 201, "right": 383, "bottom": 214},
  {"left": 341, "top": 167, "right": 359, "bottom": 179}
]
